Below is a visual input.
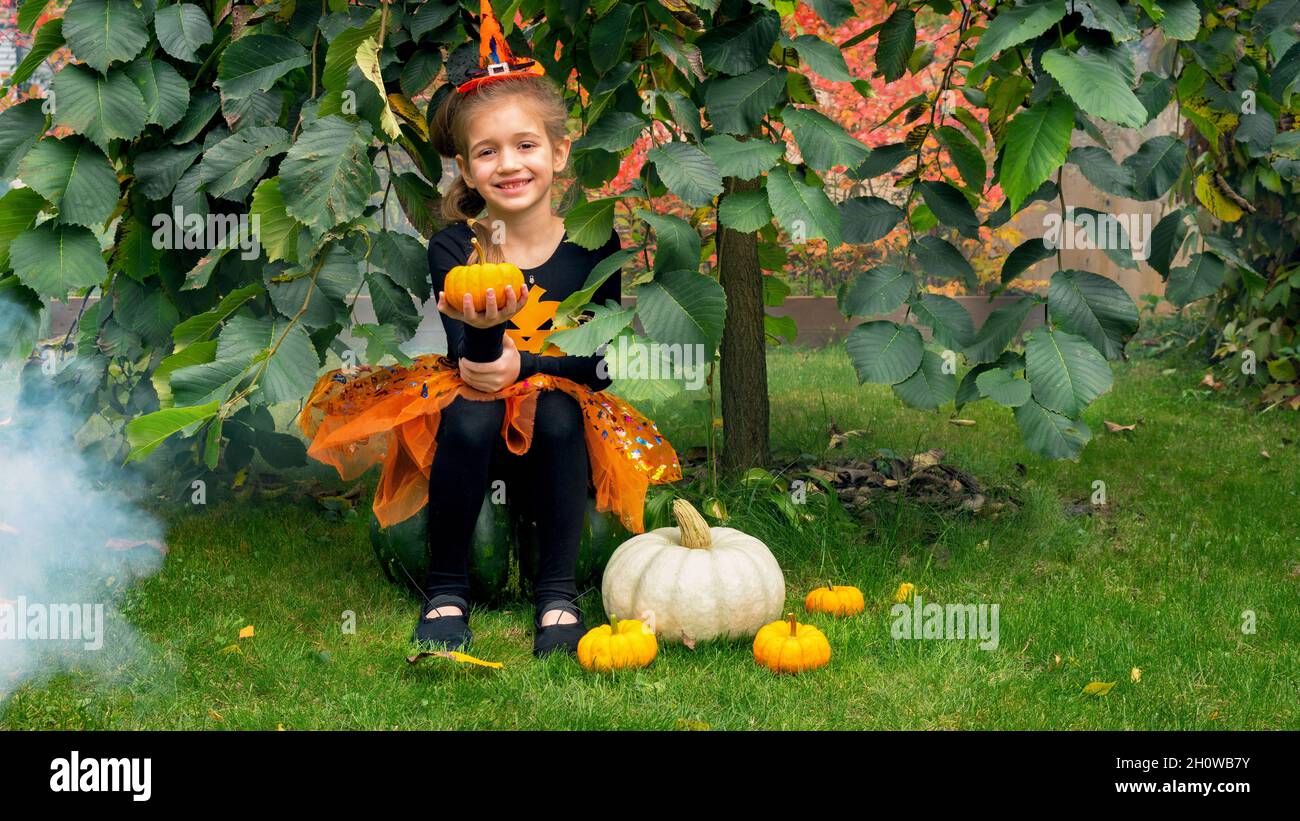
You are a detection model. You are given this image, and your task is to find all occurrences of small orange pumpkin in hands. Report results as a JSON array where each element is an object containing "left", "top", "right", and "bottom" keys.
[
  {"left": 577, "top": 614, "right": 658, "bottom": 672},
  {"left": 752, "top": 613, "right": 830, "bottom": 674},
  {"left": 444, "top": 235, "right": 525, "bottom": 313},
  {"left": 804, "top": 582, "right": 865, "bottom": 617}
]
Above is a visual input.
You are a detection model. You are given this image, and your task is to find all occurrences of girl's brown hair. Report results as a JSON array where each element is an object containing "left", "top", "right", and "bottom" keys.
[{"left": 429, "top": 74, "right": 569, "bottom": 264}]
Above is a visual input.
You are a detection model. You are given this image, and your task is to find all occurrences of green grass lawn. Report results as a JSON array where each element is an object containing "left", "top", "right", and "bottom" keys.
[{"left": 3, "top": 343, "right": 1297, "bottom": 729}]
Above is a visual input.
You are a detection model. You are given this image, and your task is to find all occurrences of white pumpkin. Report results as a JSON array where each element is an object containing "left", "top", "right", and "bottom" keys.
[{"left": 601, "top": 499, "right": 786, "bottom": 646}]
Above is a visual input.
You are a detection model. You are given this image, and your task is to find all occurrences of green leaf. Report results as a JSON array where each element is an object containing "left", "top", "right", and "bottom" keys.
[
  {"left": 638, "top": 210, "right": 701, "bottom": 274},
  {"left": 1041, "top": 49, "right": 1147, "bottom": 128},
  {"left": 782, "top": 105, "right": 871, "bottom": 171},
  {"left": 1157, "top": 0, "right": 1201, "bottom": 40},
  {"left": 1048, "top": 270, "right": 1139, "bottom": 360},
  {"left": 918, "top": 181, "right": 980, "bottom": 238},
  {"left": 125, "top": 58, "right": 191, "bottom": 129},
  {"left": 0, "top": 100, "right": 49, "bottom": 183},
  {"left": 547, "top": 304, "right": 637, "bottom": 356},
  {"left": 1122, "top": 135, "right": 1186, "bottom": 200},
  {"left": 10, "top": 221, "right": 108, "bottom": 297},
  {"left": 647, "top": 141, "right": 724, "bottom": 207},
  {"left": 1000, "top": 94, "right": 1074, "bottom": 212},
  {"left": 972, "top": 0, "right": 1068, "bottom": 65},
  {"left": 564, "top": 198, "right": 617, "bottom": 251},
  {"left": 767, "top": 164, "right": 842, "bottom": 248},
  {"left": 154, "top": 3, "right": 213, "bottom": 62},
  {"left": 554, "top": 249, "right": 637, "bottom": 324},
  {"left": 199, "top": 126, "right": 291, "bottom": 200},
  {"left": 1014, "top": 399, "right": 1091, "bottom": 460},
  {"left": 62, "top": 0, "right": 148, "bottom": 73},
  {"left": 17, "top": 137, "right": 118, "bottom": 228},
  {"left": 842, "top": 265, "right": 912, "bottom": 317},
  {"left": 936, "top": 126, "right": 987, "bottom": 191},
  {"left": 263, "top": 322, "right": 321, "bottom": 404},
  {"left": 875, "top": 8, "right": 915, "bottom": 83},
  {"left": 0, "top": 274, "right": 45, "bottom": 361},
  {"left": 267, "top": 246, "right": 356, "bottom": 330},
  {"left": 578, "top": 111, "right": 648, "bottom": 153},
  {"left": 365, "top": 271, "right": 419, "bottom": 342},
  {"left": 912, "top": 236, "right": 976, "bottom": 289},
  {"left": 808, "top": 0, "right": 855, "bottom": 27},
  {"left": 1067, "top": 146, "right": 1136, "bottom": 198},
  {"left": 355, "top": 36, "right": 401, "bottom": 140},
  {"left": 1001, "top": 237, "right": 1056, "bottom": 284},
  {"left": 591, "top": 3, "right": 637, "bottom": 74},
  {"left": 636, "top": 269, "right": 727, "bottom": 352},
  {"left": 976, "top": 367, "right": 1032, "bottom": 407},
  {"left": 248, "top": 178, "right": 300, "bottom": 264},
  {"left": 408, "top": 1, "right": 456, "bottom": 39},
  {"left": 845, "top": 320, "right": 924, "bottom": 384},
  {"left": 52, "top": 64, "right": 148, "bottom": 151},
  {"left": 280, "top": 116, "right": 377, "bottom": 236},
  {"left": 851, "top": 143, "right": 910, "bottom": 179},
  {"left": 697, "top": 9, "right": 781, "bottom": 76},
  {"left": 1166, "top": 252, "right": 1225, "bottom": 307},
  {"left": 703, "top": 66, "right": 787, "bottom": 135},
  {"left": 963, "top": 296, "right": 1038, "bottom": 364},
  {"left": 125, "top": 402, "right": 221, "bottom": 463},
  {"left": 0, "top": 188, "right": 47, "bottom": 271},
  {"left": 133, "top": 142, "right": 203, "bottom": 201},
  {"left": 1146, "top": 208, "right": 1191, "bottom": 279},
  {"left": 839, "top": 196, "right": 904, "bottom": 244},
  {"left": 707, "top": 133, "right": 774, "bottom": 179},
  {"left": 718, "top": 188, "right": 773, "bottom": 232},
  {"left": 170, "top": 91, "right": 221, "bottom": 146},
  {"left": 1025, "top": 326, "right": 1112, "bottom": 417},
  {"left": 393, "top": 172, "right": 439, "bottom": 239},
  {"left": 216, "top": 34, "right": 311, "bottom": 99},
  {"left": 1081, "top": 0, "right": 1140, "bottom": 42},
  {"left": 911, "top": 292, "right": 975, "bottom": 350},
  {"left": 371, "top": 231, "right": 428, "bottom": 302},
  {"left": 892, "top": 349, "right": 957, "bottom": 410},
  {"left": 787, "top": 34, "right": 852, "bottom": 82},
  {"left": 17, "top": 0, "right": 53, "bottom": 34},
  {"left": 5, "top": 17, "right": 63, "bottom": 90},
  {"left": 171, "top": 282, "right": 263, "bottom": 350}
]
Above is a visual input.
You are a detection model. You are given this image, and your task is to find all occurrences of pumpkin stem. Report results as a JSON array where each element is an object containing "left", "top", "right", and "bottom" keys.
[
  {"left": 672, "top": 499, "right": 712, "bottom": 548},
  {"left": 826, "top": 580, "right": 836, "bottom": 593},
  {"left": 786, "top": 613, "right": 797, "bottom": 637},
  {"left": 469, "top": 234, "right": 483, "bottom": 265},
  {"left": 610, "top": 614, "right": 619, "bottom": 633}
]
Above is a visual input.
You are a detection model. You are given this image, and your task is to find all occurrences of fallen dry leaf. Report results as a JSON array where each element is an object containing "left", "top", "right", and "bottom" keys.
[
  {"left": 675, "top": 719, "right": 711, "bottom": 731},
  {"left": 405, "top": 650, "right": 503, "bottom": 668},
  {"left": 1083, "top": 680, "right": 1117, "bottom": 696},
  {"left": 1200, "top": 372, "right": 1224, "bottom": 391},
  {"left": 948, "top": 418, "right": 976, "bottom": 426},
  {"left": 218, "top": 644, "right": 242, "bottom": 655},
  {"left": 1130, "top": 667, "right": 1142, "bottom": 683},
  {"left": 1260, "top": 450, "right": 1271, "bottom": 459},
  {"left": 1104, "top": 420, "right": 1137, "bottom": 433},
  {"left": 893, "top": 582, "right": 917, "bottom": 603},
  {"left": 239, "top": 625, "right": 255, "bottom": 639},
  {"left": 209, "top": 709, "right": 224, "bottom": 721}
]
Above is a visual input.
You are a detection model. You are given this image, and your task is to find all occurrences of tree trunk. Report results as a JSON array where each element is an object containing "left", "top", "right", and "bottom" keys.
[{"left": 717, "top": 173, "right": 770, "bottom": 472}]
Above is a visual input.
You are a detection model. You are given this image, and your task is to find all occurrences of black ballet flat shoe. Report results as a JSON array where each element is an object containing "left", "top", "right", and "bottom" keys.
[
  {"left": 412, "top": 593, "right": 472, "bottom": 651},
  {"left": 532, "top": 600, "right": 587, "bottom": 657}
]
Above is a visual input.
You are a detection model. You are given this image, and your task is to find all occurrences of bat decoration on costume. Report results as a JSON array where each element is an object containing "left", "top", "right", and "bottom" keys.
[{"left": 455, "top": 0, "right": 546, "bottom": 94}]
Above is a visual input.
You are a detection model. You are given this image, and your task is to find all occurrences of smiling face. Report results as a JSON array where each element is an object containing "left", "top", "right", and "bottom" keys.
[{"left": 455, "top": 98, "right": 571, "bottom": 218}]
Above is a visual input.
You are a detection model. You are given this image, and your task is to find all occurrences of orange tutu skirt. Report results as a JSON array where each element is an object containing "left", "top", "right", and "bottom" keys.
[{"left": 297, "top": 354, "right": 683, "bottom": 533}]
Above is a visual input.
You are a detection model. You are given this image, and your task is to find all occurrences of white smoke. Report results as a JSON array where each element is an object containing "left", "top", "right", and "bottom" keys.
[{"left": 0, "top": 336, "right": 168, "bottom": 710}]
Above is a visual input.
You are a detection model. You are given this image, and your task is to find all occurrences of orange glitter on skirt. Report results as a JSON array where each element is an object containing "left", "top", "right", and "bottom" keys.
[{"left": 297, "top": 354, "right": 682, "bottom": 533}]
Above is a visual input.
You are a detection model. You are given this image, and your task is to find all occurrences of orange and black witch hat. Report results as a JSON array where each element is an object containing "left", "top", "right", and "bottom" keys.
[{"left": 456, "top": 0, "right": 546, "bottom": 94}]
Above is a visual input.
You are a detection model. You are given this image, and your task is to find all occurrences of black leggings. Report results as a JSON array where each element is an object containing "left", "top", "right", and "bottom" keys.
[{"left": 423, "top": 390, "right": 589, "bottom": 610}]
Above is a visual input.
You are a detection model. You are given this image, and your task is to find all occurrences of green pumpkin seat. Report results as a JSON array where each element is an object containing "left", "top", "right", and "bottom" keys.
[{"left": 369, "top": 480, "right": 633, "bottom": 606}]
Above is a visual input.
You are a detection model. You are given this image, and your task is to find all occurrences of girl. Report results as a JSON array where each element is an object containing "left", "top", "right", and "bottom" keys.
[{"left": 297, "top": 2, "right": 681, "bottom": 658}]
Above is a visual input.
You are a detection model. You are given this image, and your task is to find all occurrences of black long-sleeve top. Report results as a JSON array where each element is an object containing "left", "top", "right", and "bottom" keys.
[{"left": 426, "top": 221, "right": 623, "bottom": 391}]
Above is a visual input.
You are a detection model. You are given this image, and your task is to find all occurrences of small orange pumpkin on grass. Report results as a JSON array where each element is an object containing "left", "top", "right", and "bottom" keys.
[
  {"left": 804, "top": 582, "right": 864, "bottom": 616},
  {"left": 752, "top": 613, "right": 830, "bottom": 674},
  {"left": 577, "top": 614, "right": 658, "bottom": 672}
]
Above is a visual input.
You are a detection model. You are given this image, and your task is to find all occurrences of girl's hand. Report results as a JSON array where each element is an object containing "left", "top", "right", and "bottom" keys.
[
  {"left": 438, "top": 283, "right": 529, "bottom": 329},
  {"left": 458, "top": 333, "right": 522, "bottom": 393}
]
